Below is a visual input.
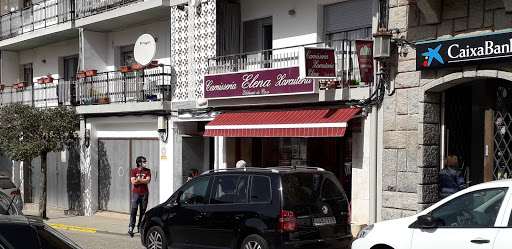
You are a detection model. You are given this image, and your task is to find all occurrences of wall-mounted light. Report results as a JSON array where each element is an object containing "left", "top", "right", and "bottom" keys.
[
  {"left": 288, "top": 9, "right": 296, "bottom": 16},
  {"left": 84, "top": 129, "right": 91, "bottom": 148},
  {"left": 42, "top": 59, "right": 46, "bottom": 63},
  {"left": 373, "top": 28, "right": 392, "bottom": 59},
  {"left": 158, "top": 116, "right": 168, "bottom": 143}
]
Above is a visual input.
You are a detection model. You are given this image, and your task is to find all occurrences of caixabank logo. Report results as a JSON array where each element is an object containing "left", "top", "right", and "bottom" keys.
[{"left": 416, "top": 31, "right": 512, "bottom": 70}]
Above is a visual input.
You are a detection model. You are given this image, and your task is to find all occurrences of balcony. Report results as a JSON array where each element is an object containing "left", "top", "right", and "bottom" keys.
[
  {"left": 0, "top": 0, "right": 76, "bottom": 51},
  {"left": 0, "top": 65, "right": 173, "bottom": 113},
  {"left": 207, "top": 39, "right": 372, "bottom": 101},
  {"left": 75, "top": 0, "right": 186, "bottom": 32}
]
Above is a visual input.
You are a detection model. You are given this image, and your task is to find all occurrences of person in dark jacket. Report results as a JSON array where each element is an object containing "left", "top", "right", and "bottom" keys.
[{"left": 439, "top": 155, "right": 466, "bottom": 199}]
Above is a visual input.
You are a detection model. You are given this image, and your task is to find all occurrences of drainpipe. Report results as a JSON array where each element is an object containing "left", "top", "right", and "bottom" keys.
[{"left": 369, "top": 76, "right": 379, "bottom": 224}]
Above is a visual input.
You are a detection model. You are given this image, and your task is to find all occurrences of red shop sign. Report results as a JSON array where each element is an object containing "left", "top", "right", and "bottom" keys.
[{"left": 299, "top": 47, "right": 336, "bottom": 79}]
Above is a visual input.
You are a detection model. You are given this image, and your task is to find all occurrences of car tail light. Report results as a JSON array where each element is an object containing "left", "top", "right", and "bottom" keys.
[
  {"left": 11, "top": 190, "right": 20, "bottom": 195},
  {"left": 278, "top": 210, "right": 297, "bottom": 231}
]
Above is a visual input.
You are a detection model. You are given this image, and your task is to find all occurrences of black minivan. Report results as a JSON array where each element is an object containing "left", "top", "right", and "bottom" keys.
[{"left": 140, "top": 166, "right": 352, "bottom": 249}]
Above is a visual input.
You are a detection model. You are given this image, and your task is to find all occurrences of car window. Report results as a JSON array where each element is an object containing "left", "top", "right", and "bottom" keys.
[
  {"left": 282, "top": 173, "right": 323, "bottom": 207},
  {"left": 509, "top": 210, "right": 512, "bottom": 227},
  {"left": 321, "top": 175, "right": 346, "bottom": 201},
  {"left": 210, "top": 175, "right": 239, "bottom": 204},
  {"left": 38, "top": 225, "right": 80, "bottom": 249},
  {"left": 235, "top": 175, "right": 249, "bottom": 204},
  {"left": 430, "top": 188, "right": 507, "bottom": 228},
  {"left": 0, "top": 179, "right": 16, "bottom": 190},
  {"left": 179, "top": 177, "right": 210, "bottom": 206},
  {"left": 0, "top": 193, "right": 21, "bottom": 215},
  {"left": 250, "top": 176, "right": 271, "bottom": 203}
]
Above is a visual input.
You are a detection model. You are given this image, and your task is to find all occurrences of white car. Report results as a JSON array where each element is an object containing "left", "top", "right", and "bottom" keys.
[
  {"left": 0, "top": 175, "right": 23, "bottom": 211},
  {"left": 353, "top": 179, "right": 512, "bottom": 249}
]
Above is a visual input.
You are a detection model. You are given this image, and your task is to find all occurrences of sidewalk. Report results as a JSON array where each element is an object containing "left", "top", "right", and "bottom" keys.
[{"left": 23, "top": 203, "right": 138, "bottom": 237}]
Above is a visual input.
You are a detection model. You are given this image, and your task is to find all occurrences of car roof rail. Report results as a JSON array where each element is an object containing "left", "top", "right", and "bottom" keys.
[
  {"left": 201, "top": 167, "right": 279, "bottom": 175},
  {"left": 269, "top": 166, "right": 326, "bottom": 171}
]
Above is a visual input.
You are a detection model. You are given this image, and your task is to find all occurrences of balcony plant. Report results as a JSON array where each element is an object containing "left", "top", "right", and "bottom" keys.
[
  {"left": 18, "top": 81, "right": 28, "bottom": 88},
  {"left": 77, "top": 71, "right": 86, "bottom": 78},
  {"left": 37, "top": 78, "right": 45, "bottom": 84},
  {"left": 0, "top": 84, "right": 4, "bottom": 90},
  {"left": 120, "top": 66, "right": 132, "bottom": 72},
  {"left": 133, "top": 63, "right": 144, "bottom": 70},
  {"left": 13, "top": 84, "right": 19, "bottom": 89},
  {"left": 86, "top": 70, "right": 98, "bottom": 77},
  {"left": 44, "top": 74, "right": 54, "bottom": 83}
]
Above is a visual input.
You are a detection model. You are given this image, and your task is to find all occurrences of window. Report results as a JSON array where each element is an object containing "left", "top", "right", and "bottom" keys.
[
  {"left": 120, "top": 45, "right": 135, "bottom": 67},
  {"left": 179, "top": 177, "right": 209, "bottom": 205},
  {"left": 210, "top": 175, "right": 239, "bottom": 204},
  {"left": 235, "top": 175, "right": 249, "bottom": 203},
  {"left": 430, "top": 188, "right": 507, "bottom": 228},
  {"left": 23, "top": 64, "right": 32, "bottom": 83},
  {"left": 243, "top": 17, "right": 272, "bottom": 53},
  {"left": 250, "top": 176, "right": 271, "bottom": 203},
  {"left": 324, "top": 0, "right": 373, "bottom": 40},
  {"left": 63, "top": 56, "right": 78, "bottom": 81}
]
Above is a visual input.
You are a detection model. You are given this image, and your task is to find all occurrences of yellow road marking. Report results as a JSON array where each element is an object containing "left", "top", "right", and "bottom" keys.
[{"left": 47, "top": 223, "right": 97, "bottom": 233}]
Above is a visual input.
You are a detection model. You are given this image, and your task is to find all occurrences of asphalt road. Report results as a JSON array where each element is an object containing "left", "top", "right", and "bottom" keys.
[{"left": 59, "top": 229, "right": 146, "bottom": 249}]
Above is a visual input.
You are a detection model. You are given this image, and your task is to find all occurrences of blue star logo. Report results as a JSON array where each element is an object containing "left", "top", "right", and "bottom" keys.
[{"left": 422, "top": 44, "right": 444, "bottom": 67}]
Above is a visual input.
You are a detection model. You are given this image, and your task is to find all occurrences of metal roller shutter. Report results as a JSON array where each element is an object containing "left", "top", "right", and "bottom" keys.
[{"left": 324, "top": 0, "right": 373, "bottom": 34}]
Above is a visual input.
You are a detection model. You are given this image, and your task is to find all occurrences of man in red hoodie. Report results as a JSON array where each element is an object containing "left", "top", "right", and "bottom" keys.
[{"left": 128, "top": 156, "right": 151, "bottom": 236}]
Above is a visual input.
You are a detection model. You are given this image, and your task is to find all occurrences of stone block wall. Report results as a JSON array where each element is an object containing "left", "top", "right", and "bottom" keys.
[{"left": 381, "top": 0, "right": 512, "bottom": 220}]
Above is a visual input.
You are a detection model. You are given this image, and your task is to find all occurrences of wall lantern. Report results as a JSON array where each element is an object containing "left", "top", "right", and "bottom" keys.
[
  {"left": 84, "top": 129, "right": 91, "bottom": 148},
  {"left": 373, "top": 28, "right": 392, "bottom": 59}
]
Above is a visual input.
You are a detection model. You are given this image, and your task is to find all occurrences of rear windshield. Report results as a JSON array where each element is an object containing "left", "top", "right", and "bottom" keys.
[
  {"left": 0, "top": 178, "right": 16, "bottom": 189},
  {"left": 282, "top": 173, "right": 347, "bottom": 208}
]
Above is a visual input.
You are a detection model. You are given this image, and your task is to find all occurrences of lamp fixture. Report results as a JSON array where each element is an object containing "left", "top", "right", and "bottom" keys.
[
  {"left": 84, "top": 129, "right": 91, "bottom": 148},
  {"left": 288, "top": 9, "right": 296, "bottom": 16},
  {"left": 158, "top": 116, "right": 168, "bottom": 143},
  {"left": 373, "top": 28, "right": 392, "bottom": 59}
]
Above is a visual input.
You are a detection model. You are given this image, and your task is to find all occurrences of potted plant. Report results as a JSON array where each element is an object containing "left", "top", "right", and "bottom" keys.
[
  {"left": 120, "top": 66, "right": 132, "bottom": 72},
  {"left": 320, "top": 81, "right": 327, "bottom": 89},
  {"left": 13, "top": 84, "right": 19, "bottom": 89},
  {"left": 145, "top": 60, "right": 159, "bottom": 69},
  {"left": 44, "top": 74, "right": 54, "bottom": 83},
  {"left": 0, "top": 84, "right": 5, "bottom": 90},
  {"left": 86, "top": 69, "right": 98, "bottom": 77},
  {"left": 99, "top": 97, "right": 109, "bottom": 104},
  {"left": 37, "top": 78, "right": 45, "bottom": 84},
  {"left": 18, "top": 81, "right": 28, "bottom": 88},
  {"left": 77, "top": 71, "right": 86, "bottom": 78},
  {"left": 327, "top": 80, "right": 339, "bottom": 90},
  {"left": 132, "top": 63, "right": 144, "bottom": 70}
]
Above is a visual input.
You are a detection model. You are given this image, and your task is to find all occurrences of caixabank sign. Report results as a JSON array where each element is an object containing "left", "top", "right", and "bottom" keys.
[{"left": 416, "top": 31, "right": 512, "bottom": 70}]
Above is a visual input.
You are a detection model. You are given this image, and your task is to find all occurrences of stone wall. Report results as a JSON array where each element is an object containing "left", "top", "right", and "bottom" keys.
[{"left": 382, "top": 0, "right": 512, "bottom": 220}]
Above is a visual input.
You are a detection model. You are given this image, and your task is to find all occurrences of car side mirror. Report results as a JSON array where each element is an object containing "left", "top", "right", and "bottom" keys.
[
  {"left": 417, "top": 214, "right": 437, "bottom": 229},
  {"left": 172, "top": 191, "right": 183, "bottom": 207}
]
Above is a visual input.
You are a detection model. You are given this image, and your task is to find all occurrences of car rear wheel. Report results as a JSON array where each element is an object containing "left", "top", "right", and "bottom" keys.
[
  {"left": 146, "top": 226, "right": 168, "bottom": 249},
  {"left": 241, "top": 234, "right": 268, "bottom": 249}
]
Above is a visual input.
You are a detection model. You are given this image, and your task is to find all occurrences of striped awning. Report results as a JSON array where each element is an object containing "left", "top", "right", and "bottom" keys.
[{"left": 204, "top": 108, "right": 361, "bottom": 137}]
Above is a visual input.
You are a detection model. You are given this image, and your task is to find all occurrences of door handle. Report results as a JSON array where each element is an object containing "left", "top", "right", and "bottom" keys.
[{"left": 470, "top": 239, "right": 490, "bottom": 244}]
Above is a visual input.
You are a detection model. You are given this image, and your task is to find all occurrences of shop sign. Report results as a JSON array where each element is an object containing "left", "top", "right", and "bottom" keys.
[
  {"left": 299, "top": 47, "right": 336, "bottom": 78},
  {"left": 355, "top": 40, "right": 374, "bottom": 82},
  {"left": 416, "top": 30, "right": 512, "bottom": 70},
  {"left": 204, "top": 67, "right": 314, "bottom": 99}
]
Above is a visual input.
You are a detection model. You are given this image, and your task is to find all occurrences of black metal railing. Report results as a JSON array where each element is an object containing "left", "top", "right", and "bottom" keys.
[
  {"left": 76, "top": 65, "right": 173, "bottom": 105},
  {"left": 208, "top": 39, "right": 367, "bottom": 88},
  {"left": 76, "top": 0, "right": 140, "bottom": 19},
  {"left": 0, "top": 79, "right": 74, "bottom": 108},
  {"left": 0, "top": 65, "right": 173, "bottom": 108},
  {"left": 0, "top": 0, "right": 74, "bottom": 40}
]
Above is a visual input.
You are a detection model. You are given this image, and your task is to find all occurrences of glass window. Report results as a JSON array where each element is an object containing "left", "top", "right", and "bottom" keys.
[
  {"left": 0, "top": 178, "right": 16, "bottom": 189},
  {"left": 250, "top": 176, "right": 271, "bottom": 203},
  {"left": 179, "top": 177, "right": 210, "bottom": 206},
  {"left": 235, "top": 175, "right": 249, "bottom": 204},
  {"left": 210, "top": 175, "right": 239, "bottom": 204},
  {"left": 430, "top": 188, "right": 507, "bottom": 228}
]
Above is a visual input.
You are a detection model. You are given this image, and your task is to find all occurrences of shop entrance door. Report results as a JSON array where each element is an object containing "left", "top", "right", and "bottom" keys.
[{"left": 491, "top": 84, "right": 512, "bottom": 181}]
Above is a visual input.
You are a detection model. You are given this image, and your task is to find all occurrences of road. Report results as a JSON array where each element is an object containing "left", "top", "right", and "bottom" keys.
[{"left": 58, "top": 229, "right": 146, "bottom": 249}]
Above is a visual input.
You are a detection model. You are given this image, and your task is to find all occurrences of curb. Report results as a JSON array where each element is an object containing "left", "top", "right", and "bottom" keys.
[{"left": 48, "top": 223, "right": 141, "bottom": 237}]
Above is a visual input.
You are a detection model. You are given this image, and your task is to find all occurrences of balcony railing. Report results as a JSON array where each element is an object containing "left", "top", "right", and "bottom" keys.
[
  {"left": 76, "top": 0, "right": 140, "bottom": 19},
  {"left": 208, "top": 39, "right": 367, "bottom": 88},
  {"left": 0, "top": 65, "right": 173, "bottom": 108},
  {"left": 0, "top": 0, "right": 74, "bottom": 40},
  {"left": 76, "top": 65, "right": 173, "bottom": 105}
]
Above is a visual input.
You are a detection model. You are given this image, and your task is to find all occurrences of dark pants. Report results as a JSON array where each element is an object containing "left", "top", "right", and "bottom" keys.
[{"left": 129, "top": 193, "right": 148, "bottom": 228}]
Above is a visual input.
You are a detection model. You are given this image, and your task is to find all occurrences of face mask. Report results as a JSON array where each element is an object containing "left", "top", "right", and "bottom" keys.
[{"left": 141, "top": 163, "right": 146, "bottom": 168}]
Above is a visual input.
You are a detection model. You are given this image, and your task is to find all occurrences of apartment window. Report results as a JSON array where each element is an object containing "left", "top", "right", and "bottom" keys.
[
  {"left": 216, "top": 0, "right": 240, "bottom": 56},
  {"left": 243, "top": 17, "right": 272, "bottom": 53},
  {"left": 23, "top": 64, "right": 32, "bottom": 83},
  {"left": 324, "top": 0, "right": 373, "bottom": 40},
  {"left": 63, "top": 56, "right": 78, "bottom": 81},
  {"left": 120, "top": 45, "right": 135, "bottom": 67}
]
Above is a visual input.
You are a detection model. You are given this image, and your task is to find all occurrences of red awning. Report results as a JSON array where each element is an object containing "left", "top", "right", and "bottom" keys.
[{"left": 204, "top": 108, "right": 361, "bottom": 137}]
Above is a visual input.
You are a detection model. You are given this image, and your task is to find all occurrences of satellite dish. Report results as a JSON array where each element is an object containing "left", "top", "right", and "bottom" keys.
[
  {"left": 190, "top": 0, "right": 200, "bottom": 8},
  {"left": 134, "top": 34, "right": 156, "bottom": 66}
]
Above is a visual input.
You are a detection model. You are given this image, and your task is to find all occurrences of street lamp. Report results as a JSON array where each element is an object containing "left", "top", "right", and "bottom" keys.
[{"left": 373, "top": 28, "right": 392, "bottom": 59}]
